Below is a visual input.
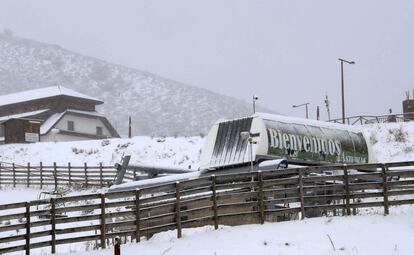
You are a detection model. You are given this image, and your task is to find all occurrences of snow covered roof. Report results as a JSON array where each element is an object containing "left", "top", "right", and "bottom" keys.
[
  {"left": 40, "top": 112, "right": 64, "bottom": 135},
  {"left": 0, "top": 109, "right": 49, "bottom": 123},
  {"left": 213, "top": 112, "right": 362, "bottom": 133},
  {"left": 255, "top": 112, "right": 363, "bottom": 132},
  {"left": 66, "top": 109, "right": 106, "bottom": 118},
  {"left": 40, "top": 109, "right": 107, "bottom": 135},
  {"left": 0, "top": 86, "right": 103, "bottom": 107},
  {"left": 40, "top": 109, "right": 120, "bottom": 137}
]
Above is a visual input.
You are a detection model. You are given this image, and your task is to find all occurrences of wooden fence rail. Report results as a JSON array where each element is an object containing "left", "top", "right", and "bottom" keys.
[
  {"left": 1, "top": 161, "right": 414, "bottom": 254},
  {"left": 328, "top": 112, "right": 414, "bottom": 125},
  {"left": 0, "top": 162, "right": 124, "bottom": 188}
]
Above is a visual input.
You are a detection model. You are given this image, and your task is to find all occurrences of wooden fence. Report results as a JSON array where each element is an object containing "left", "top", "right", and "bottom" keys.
[
  {"left": 0, "top": 162, "right": 135, "bottom": 188},
  {"left": 1, "top": 161, "right": 414, "bottom": 254},
  {"left": 329, "top": 112, "right": 413, "bottom": 125}
]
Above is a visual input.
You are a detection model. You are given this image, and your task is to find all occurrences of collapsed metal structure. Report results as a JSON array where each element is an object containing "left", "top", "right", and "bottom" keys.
[{"left": 110, "top": 113, "right": 374, "bottom": 192}]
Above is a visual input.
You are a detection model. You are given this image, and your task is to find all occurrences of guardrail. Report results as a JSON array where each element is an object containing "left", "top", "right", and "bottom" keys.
[
  {"left": 0, "top": 162, "right": 122, "bottom": 188},
  {"left": 1, "top": 161, "right": 414, "bottom": 254},
  {"left": 329, "top": 112, "right": 414, "bottom": 125}
]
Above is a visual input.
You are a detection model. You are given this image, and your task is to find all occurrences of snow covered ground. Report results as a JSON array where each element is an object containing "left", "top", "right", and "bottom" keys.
[
  {"left": 1, "top": 122, "right": 414, "bottom": 169},
  {"left": 0, "top": 187, "right": 43, "bottom": 204},
  {"left": 0, "top": 136, "right": 203, "bottom": 168},
  {"left": 60, "top": 211, "right": 414, "bottom": 255},
  {"left": 1, "top": 187, "right": 413, "bottom": 255},
  {"left": 1, "top": 122, "right": 414, "bottom": 254},
  {"left": 363, "top": 122, "right": 414, "bottom": 162},
  {"left": 0, "top": 122, "right": 413, "bottom": 169}
]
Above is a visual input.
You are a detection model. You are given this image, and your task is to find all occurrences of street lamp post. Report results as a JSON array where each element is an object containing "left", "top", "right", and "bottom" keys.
[
  {"left": 253, "top": 95, "right": 259, "bottom": 114},
  {"left": 292, "top": 103, "right": 310, "bottom": 119},
  {"left": 240, "top": 131, "right": 256, "bottom": 172},
  {"left": 338, "top": 58, "right": 355, "bottom": 124}
]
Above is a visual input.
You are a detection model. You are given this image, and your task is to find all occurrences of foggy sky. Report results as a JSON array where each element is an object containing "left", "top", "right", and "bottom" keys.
[{"left": 1, "top": 0, "right": 414, "bottom": 121}]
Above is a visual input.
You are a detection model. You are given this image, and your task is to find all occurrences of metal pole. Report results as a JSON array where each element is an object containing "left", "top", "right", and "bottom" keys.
[
  {"left": 128, "top": 116, "right": 132, "bottom": 138},
  {"left": 253, "top": 99, "right": 256, "bottom": 114},
  {"left": 114, "top": 236, "right": 121, "bottom": 255},
  {"left": 341, "top": 61, "right": 345, "bottom": 124},
  {"left": 293, "top": 103, "right": 310, "bottom": 119},
  {"left": 252, "top": 96, "right": 258, "bottom": 114},
  {"left": 249, "top": 138, "right": 254, "bottom": 172},
  {"left": 305, "top": 103, "right": 309, "bottom": 119}
]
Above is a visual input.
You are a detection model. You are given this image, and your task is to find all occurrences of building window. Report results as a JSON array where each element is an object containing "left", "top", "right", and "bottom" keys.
[
  {"left": 96, "top": 126, "right": 103, "bottom": 136},
  {"left": 67, "top": 121, "right": 75, "bottom": 131}
]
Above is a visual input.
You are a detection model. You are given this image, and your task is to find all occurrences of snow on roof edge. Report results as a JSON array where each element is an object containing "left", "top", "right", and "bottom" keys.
[
  {"left": 212, "top": 112, "right": 362, "bottom": 133},
  {"left": 40, "top": 109, "right": 118, "bottom": 136},
  {"left": 256, "top": 112, "right": 363, "bottom": 133},
  {"left": 0, "top": 86, "right": 103, "bottom": 107},
  {"left": 40, "top": 112, "right": 65, "bottom": 135},
  {"left": 0, "top": 109, "right": 50, "bottom": 123}
]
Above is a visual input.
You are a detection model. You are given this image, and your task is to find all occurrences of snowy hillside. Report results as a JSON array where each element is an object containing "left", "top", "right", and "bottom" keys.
[
  {"left": 0, "top": 136, "right": 203, "bottom": 168},
  {"left": 0, "top": 32, "right": 268, "bottom": 136}
]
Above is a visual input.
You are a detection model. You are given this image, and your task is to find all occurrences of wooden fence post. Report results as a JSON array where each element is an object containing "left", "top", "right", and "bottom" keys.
[
  {"left": 99, "top": 163, "right": 103, "bottom": 187},
  {"left": 175, "top": 181, "right": 182, "bottom": 238},
  {"left": 135, "top": 189, "right": 141, "bottom": 242},
  {"left": 84, "top": 163, "right": 88, "bottom": 187},
  {"left": 40, "top": 162, "right": 43, "bottom": 189},
  {"left": 50, "top": 198, "right": 56, "bottom": 254},
  {"left": 100, "top": 193, "right": 106, "bottom": 249},
  {"left": 298, "top": 168, "right": 306, "bottom": 219},
  {"left": 343, "top": 164, "right": 351, "bottom": 216},
  {"left": 68, "top": 163, "right": 72, "bottom": 186},
  {"left": 27, "top": 163, "right": 30, "bottom": 188},
  {"left": 12, "top": 163, "right": 16, "bottom": 188},
  {"left": 381, "top": 164, "right": 389, "bottom": 215},
  {"left": 211, "top": 175, "right": 218, "bottom": 230},
  {"left": 25, "top": 202, "right": 31, "bottom": 255},
  {"left": 0, "top": 162, "right": 2, "bottom": 186},
  {"left": 53, "top": 162, "right": 58, "bottom": 190},
  {"left": 257, "top": 171, "right": 265, "bottom": 224}
]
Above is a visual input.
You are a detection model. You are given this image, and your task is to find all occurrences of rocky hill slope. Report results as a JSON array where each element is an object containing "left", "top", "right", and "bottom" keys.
[{"left": 0, "top": 32, "right": 266, "bottom": 136}]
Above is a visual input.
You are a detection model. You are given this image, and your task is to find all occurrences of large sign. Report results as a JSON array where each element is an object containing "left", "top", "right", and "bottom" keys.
[
  {"left": 25, "top": 132, "right": 39, "bottom": 143},
  {"left": 265, "top": 120, "right": 368, "bottom": 164}
]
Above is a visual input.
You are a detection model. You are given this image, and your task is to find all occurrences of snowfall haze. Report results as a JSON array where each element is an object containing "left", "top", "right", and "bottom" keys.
[{"left": 0, "top": 0, "right": 413, "bottom": 121}]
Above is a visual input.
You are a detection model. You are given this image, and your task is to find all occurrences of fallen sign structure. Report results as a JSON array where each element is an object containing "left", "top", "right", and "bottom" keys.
[
  {"left": 201, "top": 112, "right": 373, "bottom": 170},
  {"left": 109, "top": 112, "right": 376, "bottom": 193}
]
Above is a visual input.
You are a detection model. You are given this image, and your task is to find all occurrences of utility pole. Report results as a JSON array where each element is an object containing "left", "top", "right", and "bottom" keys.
[
  {"left": 324, "top": 94, "right": 331, "bottom": 121},
  {"left": 316, "top": 106, "right": 320, "bottom": 120}
]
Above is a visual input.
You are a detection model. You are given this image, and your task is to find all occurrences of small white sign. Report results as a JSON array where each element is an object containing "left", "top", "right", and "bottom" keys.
[{"left": 25, "top": 132, "right": 39, "bottom": 143}]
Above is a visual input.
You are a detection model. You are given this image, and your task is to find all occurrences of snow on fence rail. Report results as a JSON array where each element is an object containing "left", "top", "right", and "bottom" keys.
[
  {"left": 1, "top": 161, "right": 414, "bottom": 254},
  {"left": 0, "top": 162, "right": 122, "bottom": 188},
  {"left": 329, "top": 112, "right": 413, "bottom": 125}
]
